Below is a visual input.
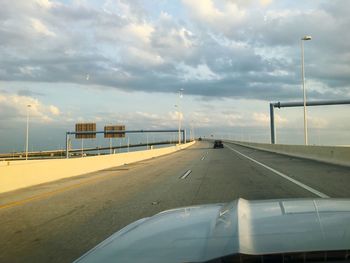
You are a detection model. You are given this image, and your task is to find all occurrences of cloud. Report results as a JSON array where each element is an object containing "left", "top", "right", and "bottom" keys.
[
  {"left": 0, "top": 92, "right": 61, "bottom": 123},
  {"left": 260, "top": 0, "right": 273, "bottom": 6},
  {"left": 87, "top": 110, "right": 182, "bottom": 130},
  {"left": 182, "top": 0, "right": 247, "bottom": 34},
  {"left": 17, "top": 89, "right": 45, "bottom": 97},
  {"left": 31, "top": 18, "right": 56, "bottom": 36},
  {"left": 123, "top": 23, "right": 154, "bottom": 44},
  {"left": 177, "top": 63, "right": 220, "bottom": 81},
  {"left": 35, "top": 0, "right": 54, "bottom": 9},
  {"left": 253, "top": 112, "right": 269, "bottom": 125},
  {"left": 49, "top": 105, "right": 60, "bottom": 116},
  {"left": 0, "top": 0, "right": 350, "bottom": 102},
  {"left": 308, "top": 116, "right": 328, "bottom": 129}
]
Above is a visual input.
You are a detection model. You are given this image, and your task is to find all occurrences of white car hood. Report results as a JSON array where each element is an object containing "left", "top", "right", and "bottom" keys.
[{"left": 74, "top": 198, "right": 350, "bottom": 263}]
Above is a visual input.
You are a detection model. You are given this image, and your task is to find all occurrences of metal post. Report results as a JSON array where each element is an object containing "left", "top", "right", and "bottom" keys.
[
  {"left": 109, "top": 138, "right": 112, "bottom": 154},
  {"left": 270, "top": 103, "right": 276, "bottom": 144},
  {"left": 127, "top": 137, "right": 130, "bottom": 152},
  {"left": 192, "top": 124, "right": 195, "bottom": 141},
  {"left": 65, "top": 132, "right": 69, "bottom": 159},
  {"left": 301, "top": 36, "right": 312, "bottom": 145},
  {"left": 177, "top": 88, "right": 184, "bottom": 144},
  {"left": 81, "top": 138, "right": 84, "bottom": 157},
  {"left": 25, "top": 105, "right": 31, "bottom": 160},
  {"left": 301, "top": 40, "right": 307, "bottom": 145},
  {"left": 178, "top": 106, "right": 181, "bottom": 145}
]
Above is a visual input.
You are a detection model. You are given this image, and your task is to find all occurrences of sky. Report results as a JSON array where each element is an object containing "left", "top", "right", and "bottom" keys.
[{"left": 1, "top": 0, "right": 350, "bottom": 152}]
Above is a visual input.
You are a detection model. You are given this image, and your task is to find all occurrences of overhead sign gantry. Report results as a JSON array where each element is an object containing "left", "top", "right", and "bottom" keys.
[
  {"left": 269, "top": 99, "right": 350, "bottom": 144},
  {"left": 65, "top": 128, "right": 186, "bottom": 158}
]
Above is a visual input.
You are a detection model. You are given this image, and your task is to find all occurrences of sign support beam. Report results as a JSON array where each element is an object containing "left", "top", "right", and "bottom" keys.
[{"left": 269, "top": 99, "right": 350, "bottom": 144}]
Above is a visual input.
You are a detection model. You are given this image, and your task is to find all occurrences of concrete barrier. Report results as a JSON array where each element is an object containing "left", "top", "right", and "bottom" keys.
[
  {"left": 224, "top": 140, "right": 350, "bottom": 168},
  {"left": 0, "top": 142, "right": 195, "bottom": 194}
]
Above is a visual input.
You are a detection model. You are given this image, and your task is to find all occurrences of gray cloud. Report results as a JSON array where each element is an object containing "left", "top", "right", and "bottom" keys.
[
  {"left": 17, "top": 89, "right": 45, "bottom": 97},
  {"left": 0, "top": 0, "right": 349, "bottom": 101}
]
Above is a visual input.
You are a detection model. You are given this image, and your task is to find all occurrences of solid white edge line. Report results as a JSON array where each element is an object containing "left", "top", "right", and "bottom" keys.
[
  {"left": 224, "top": 144, "right": 330, "bottom": 199},
  {"left": 180, "top": 169, "right": 192, "bottom": 179}
]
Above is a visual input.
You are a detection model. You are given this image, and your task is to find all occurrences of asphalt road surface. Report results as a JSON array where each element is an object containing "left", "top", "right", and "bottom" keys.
[{"left": 1, "top": 141, "right": 350, "bottom": 263}]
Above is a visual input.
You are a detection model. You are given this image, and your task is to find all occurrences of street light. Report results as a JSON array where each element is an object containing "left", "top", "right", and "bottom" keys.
[
  {"left": 176, "top": 88, "right": 184, "bottom": 144},
  {"left": 25, "top": 104, "right": 31, "bottom": 160},
  {"left": 190, "top": 121, "right": 195, "bottom": 141},
  {"left": 301, "top": 35, "right": 312, "bottom": 145},
  {"left": 174, "top": 104, "right": 180, "bottom": 144}
]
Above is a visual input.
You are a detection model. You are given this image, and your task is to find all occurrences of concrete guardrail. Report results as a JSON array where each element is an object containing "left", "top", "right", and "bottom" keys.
[
  {"left": 224, "top": 140, "right": 350, "bottom": 168},
  {"left": 0, "top": 141, "right": 195, "bottom": 194}
]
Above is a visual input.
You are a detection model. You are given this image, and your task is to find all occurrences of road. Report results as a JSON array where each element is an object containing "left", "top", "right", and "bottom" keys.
[{"left": 0, "top": 141, "right": 350, "bottom": 263}]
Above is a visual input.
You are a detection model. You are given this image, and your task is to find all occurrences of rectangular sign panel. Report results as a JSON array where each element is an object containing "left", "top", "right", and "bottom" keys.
[
  {"left": 75, "top": 123, "right": 96, "bottom": 139},
  {"left": 104, "top": 125, "right": 125, "bottom": 138}
]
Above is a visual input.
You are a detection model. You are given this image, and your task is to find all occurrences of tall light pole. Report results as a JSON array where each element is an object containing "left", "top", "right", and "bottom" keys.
[
  {"left": 176, "top": 88, "right": 184, "bottom": 144},
  {"left": 25, "top": 104, "right": 31, "bottom": 160},
  {"left": 301, "top": 35, "right": 312, "bottom": 145},
  {"left": 174, "top": 105, "right": 180, "bottom": 144},
  {"left": 190, "top": 121, "right": 194, "bottom": 141}
]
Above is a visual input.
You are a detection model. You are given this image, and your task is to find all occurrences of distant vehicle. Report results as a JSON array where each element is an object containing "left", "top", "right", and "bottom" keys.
[
  {"left": 73, "top": 198, "right": 350, "bottom": 263},
  {"left": 198, "top": 137, "right": 202, "bottom": 141},
  {"left": 213, "top": 140, "right": 223, "bottom": 148}
]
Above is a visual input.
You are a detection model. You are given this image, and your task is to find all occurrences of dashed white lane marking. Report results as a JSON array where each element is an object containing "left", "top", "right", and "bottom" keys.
[
  {"left": 201, "top": 150, "right": 209, "bottom": 161},
  {"left": 225, "top": 144, "right": 330, "bottom": 198},
  {"left": 180, "top": 169, "right": 192, "bottom": 179}
]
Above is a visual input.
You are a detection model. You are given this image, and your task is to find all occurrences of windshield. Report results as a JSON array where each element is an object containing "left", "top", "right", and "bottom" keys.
[{"left": 1, "top": 1, "right": 350, "bottom": 263}]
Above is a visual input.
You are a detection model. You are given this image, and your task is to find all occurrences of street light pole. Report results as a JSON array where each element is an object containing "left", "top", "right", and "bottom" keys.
[
  {"left": 301, "top": 35, "right": 312, "bottom": 145},
  {"left": 190, "top": 121, "right": 195, "bottom": 141},
  {"left": 177, "top": 88, "right": 184, "bottom": 144},
  {"left": 25, "top": 104, "right": 31, "bottom": 160},
  {"left": 174, "top": 104, "right": 180, "bottom": 144}
]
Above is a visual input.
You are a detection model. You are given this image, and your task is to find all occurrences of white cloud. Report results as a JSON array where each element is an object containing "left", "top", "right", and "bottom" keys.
[
  {"left": 30, "top": 18, "right": 55, "bottom": 37},
  {"left": 124, "top": 47, "right": 164, "bottom": 66},
  {"left": 123, "top": 23, "right": 154, "bottom": 44},
  {"left": 0, "top": 92, "right": 61, "bottom": 123},
  {"left": 35, "top": 0, "right": 53, "bottom": 9},
  {"left": 253, "top": 112, "right": 287, "bottom": 127},
  {"left": 260, "top": 0, "right": 273, "bottom": 7},
  {"left": 184, "top": 0, "right": 224, "bottom": 20},
  {"left": 177, "top": 63, "right": 220, "bottom": 81},
  {"left": 276, "top": 114, "right": 288, "bottom": 125},
  {"left": 253, "top": 112, "right": 269, "bottom": 125},
  {"left": 182, "top": 0, "right": 246, "bottom": 34},
  {"left": 49, "top": 105, "right": 60, "bottom": 116},
  {"left": 120, "top": 111, "right": 182, "bottom": 128},
  {"left": 102, "top": 0, "right": 133, "bottom": 18}
]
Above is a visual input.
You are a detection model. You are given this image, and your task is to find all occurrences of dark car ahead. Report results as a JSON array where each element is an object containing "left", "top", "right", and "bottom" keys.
[{"left": 213, "top": 140, "right": 224, "bottom": 148}]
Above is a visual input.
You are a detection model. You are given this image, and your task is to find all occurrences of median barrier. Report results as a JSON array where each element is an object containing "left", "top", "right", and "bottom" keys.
[
  {"left": 0, "top": 141, "right": 195, "bottom": 194},
  {"left": 224, "top": 140, "right": 350, "bottom": 168}
]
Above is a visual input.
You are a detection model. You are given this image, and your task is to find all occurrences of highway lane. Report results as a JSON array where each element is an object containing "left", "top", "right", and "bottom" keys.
[
  {"left": 224, "top": 141, "right": 350, "bottom": 198},
  {"left": 0, "top": 141, "right": 350, "bottom": 263}
]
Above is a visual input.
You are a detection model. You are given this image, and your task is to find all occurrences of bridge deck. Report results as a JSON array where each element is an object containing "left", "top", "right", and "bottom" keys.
[{"left": 0, "top": 141, "right": 349, "bottom": 263}]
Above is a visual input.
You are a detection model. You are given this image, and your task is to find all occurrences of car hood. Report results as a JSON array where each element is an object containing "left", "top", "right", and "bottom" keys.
[{"left": 74, "top": 198, "right": 350, "bottom": 263}]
